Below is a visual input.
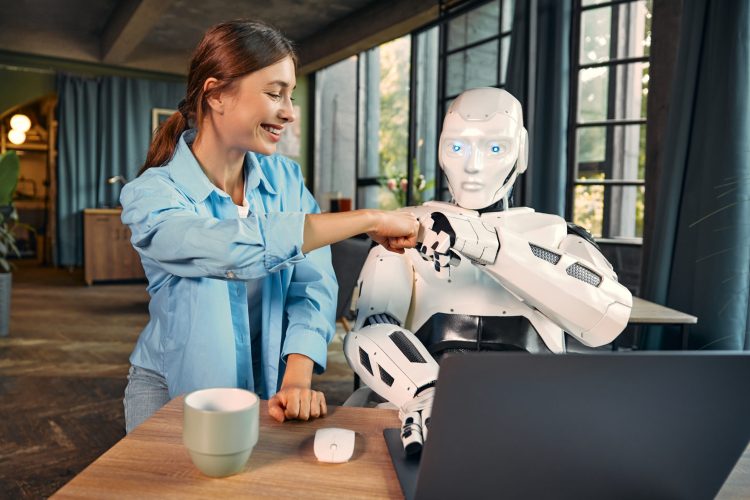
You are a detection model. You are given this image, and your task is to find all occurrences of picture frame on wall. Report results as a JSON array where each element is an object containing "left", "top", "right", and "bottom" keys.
[{"left": 151, "top": 108, "right": 177, "bottom": 136}]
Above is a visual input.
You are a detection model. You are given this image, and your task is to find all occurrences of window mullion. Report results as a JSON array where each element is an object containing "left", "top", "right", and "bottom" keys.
[
  {"left": 602, "top": 2, "right": 621, "bottom": 239},
  {"left": 355, "top": 55, "right": 361, "bottom": 208},
  {"left": 497, "top": 0, "right": 503, "bottom": 87},
  {"left": 436, "top": 16, "right": 448, "bottom": 199},
  {"left": 445, "top": 34, "right": 502, "bottom": 56},
  {"left": 566, "top": 0, "right": 583, "bottom": 222},
  {"left": 580, "top": 55, "right": 649, "bottom": 70},
  {"left": 407, "top": 34, "right": 418, "bottom": 207}
]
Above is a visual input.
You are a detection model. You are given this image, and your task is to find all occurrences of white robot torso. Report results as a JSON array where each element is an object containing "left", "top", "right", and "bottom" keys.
[
  {"left": 352, "top": 200, "right": 631, "bottom": 355},
  {"left": 405, "top": 201, "right": 570, "bottom": 354}
]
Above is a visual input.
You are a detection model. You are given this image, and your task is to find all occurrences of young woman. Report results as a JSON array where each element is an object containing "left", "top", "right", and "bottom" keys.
[{"left": 120, "top": 19, "right": 418, "bottom": 432}]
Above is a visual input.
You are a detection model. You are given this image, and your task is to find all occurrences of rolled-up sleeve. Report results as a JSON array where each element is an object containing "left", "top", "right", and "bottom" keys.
[
  {"left": 280, "top": 170, "right": 338, "bottom": 373},
  {"left": 120, "top": 176, "right": 306, "bottom": 280}
]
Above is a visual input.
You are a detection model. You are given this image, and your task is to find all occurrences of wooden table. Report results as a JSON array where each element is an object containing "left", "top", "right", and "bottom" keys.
[
  {"left": 52, "top": 398, "right": 403, "bottom": 499},
  {"left": 52, "top": 396, "right": 750, "bottom": 498},
  {"left": 624, "top": 296, "right": 699, "bottom": 350}
]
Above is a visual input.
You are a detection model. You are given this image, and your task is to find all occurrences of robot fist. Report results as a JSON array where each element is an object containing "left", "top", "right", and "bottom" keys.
[
  {"left": 418, "top": 212, "right": 499, "bottom": 267},
  {"left": 417, "top": 213, "right": 460, "bottom": 271}
]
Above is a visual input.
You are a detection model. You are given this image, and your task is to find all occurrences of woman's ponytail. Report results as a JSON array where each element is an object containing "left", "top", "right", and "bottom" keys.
[{"left": 138, "top": 109, "right": 188, "bottom": 175}]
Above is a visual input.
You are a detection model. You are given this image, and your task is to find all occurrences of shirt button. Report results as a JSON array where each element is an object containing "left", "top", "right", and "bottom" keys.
[{"left": 226, "top": 271, "right": 236, "bottom": 279}]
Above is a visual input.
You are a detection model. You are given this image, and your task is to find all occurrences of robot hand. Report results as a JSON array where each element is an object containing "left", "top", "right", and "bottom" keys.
[
  {"left": 399, "top": 387, "right": 435, "bottom": 455},
  {"left": 417, "top": 212, "right": 460, "bottom": 270},
  {"left": 418, "top": 212, "right": 499, "bottom": 267}
]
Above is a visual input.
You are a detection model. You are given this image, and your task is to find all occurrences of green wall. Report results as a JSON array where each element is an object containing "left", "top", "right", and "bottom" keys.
[
  {"left": 0, "top": 66, "right": 55, "bottom": 116},
  {"left": 294, "top": 74, "right": 310, "bottom": 179}
]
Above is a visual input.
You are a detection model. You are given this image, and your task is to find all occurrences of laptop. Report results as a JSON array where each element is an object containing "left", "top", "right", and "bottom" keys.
[{"left": 384, "top": 352, "right": 750, "bottom": 500}]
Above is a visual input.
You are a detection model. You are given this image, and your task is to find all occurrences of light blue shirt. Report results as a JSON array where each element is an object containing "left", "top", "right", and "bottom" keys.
[{"left": 120, "top": 129, "right": 337, "bottom": 399}]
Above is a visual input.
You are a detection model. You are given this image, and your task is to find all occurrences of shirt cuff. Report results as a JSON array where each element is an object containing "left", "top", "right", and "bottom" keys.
[
  {"left": 282, "top": 327, "right": 329, "bottom": 374},
  {"left": 260, "top": 211, "right": 307, "bottom": 273}
]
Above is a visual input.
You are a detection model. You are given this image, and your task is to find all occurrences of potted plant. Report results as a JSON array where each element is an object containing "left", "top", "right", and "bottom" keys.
[
  {"left": 0, "top": 151, "right": 21, "bottom": 337},
  {"left": 378, "top": 161, "right": 436, "bottom": 209}
]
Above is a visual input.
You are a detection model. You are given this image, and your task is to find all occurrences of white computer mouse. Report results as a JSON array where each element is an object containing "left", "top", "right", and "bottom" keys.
[{"left": 314, "top": 427, "right": 356, "bottom": 463}]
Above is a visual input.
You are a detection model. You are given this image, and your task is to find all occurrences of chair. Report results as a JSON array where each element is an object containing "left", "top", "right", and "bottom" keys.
[
  {"left": 330, "top": 236, "right": 372, "bottom": 329},
  {"left": 330, "top": 236, "right": 372, "bottom": 394}
]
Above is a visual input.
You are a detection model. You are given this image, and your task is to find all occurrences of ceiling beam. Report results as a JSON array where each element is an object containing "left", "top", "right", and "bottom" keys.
[
  {"left": 296, "top": 0, "right": 440, "bottom": 75},
  {"left": 101, "top": 0, "right": 175, "bottom": 64}
]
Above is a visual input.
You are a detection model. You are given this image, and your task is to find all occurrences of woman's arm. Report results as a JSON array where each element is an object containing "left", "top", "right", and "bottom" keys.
[
  {"left": 303, "top": 209, "right": 419, "bottom": 254},
  {"left": 122, "top": 172, "right": 418, "bottom": 281}
]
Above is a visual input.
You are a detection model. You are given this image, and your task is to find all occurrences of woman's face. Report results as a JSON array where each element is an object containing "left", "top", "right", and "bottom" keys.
[{"left": 216, "top": 56, "right": 296, "bottom": 155}]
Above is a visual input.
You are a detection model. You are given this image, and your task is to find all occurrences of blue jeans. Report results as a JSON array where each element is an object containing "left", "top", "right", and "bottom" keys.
[{"left": 123, "top": 365, "right": 170, "bottom": 434}]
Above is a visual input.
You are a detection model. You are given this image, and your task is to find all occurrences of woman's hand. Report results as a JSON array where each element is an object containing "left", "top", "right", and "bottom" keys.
[
  {"left": 268, "top": 354, "right": 327, "bottom": 423},
  {"left": 367, "top": 210, "right": 420, "bottom": 253},
  {"left": 268, "top": 385, "right": 327, "bottom": 422}
]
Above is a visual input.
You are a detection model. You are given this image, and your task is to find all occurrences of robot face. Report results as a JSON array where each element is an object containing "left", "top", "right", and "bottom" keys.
[{"left": 439, "top": 88, "right": 528, "bottom": 210}]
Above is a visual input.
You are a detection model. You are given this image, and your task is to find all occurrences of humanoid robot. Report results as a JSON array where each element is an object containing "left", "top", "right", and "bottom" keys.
[{"left": 343, "top": 88, "right": 633, "bottom": 455}]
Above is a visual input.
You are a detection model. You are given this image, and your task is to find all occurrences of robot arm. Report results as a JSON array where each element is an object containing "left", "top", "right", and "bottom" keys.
[
  {"left": 344, "top": 245, "right": 439, "bottom": 454},
  {"left": 344, "top": 324, "right": 437, "bottom": 455},
  {"left": 418, "top": 212, "right": 632, "bottom": 348},
  {"left": 352, "top": 246, "right": 413, "bottom": 330}
]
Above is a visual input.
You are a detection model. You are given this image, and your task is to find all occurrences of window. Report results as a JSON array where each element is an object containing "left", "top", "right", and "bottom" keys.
[
  {"left": 357, "top": 36, "right": 412, "bottom": 209},
  {"left": 313, "top": 0, "right": 515, "bottom": 210},
  {"left": 313, "top": 37, "right": 412, "bottom": 211},
  {"left": 569, "top": 0, "right": 652, "bottom": 241},
  {"left": 313, "top": 57, "right": 357, "bottom": 211}
]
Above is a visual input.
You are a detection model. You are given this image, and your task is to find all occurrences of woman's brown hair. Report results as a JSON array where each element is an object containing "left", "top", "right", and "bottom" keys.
[{"left": 139, "top": 20, "right": 297, "bottom": 175}]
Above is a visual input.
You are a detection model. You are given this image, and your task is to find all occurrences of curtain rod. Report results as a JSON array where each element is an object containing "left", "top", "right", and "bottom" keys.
[{"left": 0, "top": 63, "right": 55, "bottom": 75}]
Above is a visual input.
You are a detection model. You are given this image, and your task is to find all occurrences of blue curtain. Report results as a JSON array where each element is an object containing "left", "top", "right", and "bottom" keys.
[
  {"left": 642, "top": 0, "right": 750, "bottom": 350},
  {"left": 505, "top": 0, "right": 571, "bottom": 216},
  {"left": 56, "top": 74, "right": 184, "bottom": 267}
]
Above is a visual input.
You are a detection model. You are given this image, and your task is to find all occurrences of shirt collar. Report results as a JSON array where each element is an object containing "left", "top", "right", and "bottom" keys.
[
  {"left": 168, "top": 129, "right": 277, "bottom": 202},
  {"left": 244, "top": 150, "right": 277, "bottom": 195}
]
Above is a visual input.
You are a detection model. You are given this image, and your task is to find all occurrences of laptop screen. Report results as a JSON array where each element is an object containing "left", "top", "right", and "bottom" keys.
[{"left": 386, "top": 352, "right": 750, "bottom": 500}]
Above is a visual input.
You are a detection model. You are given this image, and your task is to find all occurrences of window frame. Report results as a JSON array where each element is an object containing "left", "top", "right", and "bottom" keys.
[{"left": 566, "top": 0, "right": 650, "bottom": 244}]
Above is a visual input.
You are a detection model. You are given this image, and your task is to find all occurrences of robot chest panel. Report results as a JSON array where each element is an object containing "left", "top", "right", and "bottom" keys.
[{"left": 407, "top": 252, "right": 529, "bottom": 329}]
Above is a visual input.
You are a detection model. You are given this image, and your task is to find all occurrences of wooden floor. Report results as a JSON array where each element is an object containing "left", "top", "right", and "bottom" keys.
[{"left": 0, "top": 262, "right": 355, "bottom": 499}]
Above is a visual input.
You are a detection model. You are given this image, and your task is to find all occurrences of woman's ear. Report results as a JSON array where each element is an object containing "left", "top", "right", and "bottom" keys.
[{"left": 203, "top": 77, "right": 224, "bottom": 114}]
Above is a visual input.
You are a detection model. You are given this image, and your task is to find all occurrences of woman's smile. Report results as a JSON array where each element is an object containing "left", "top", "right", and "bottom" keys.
[{"left": 261, "top": 123, "right": 283, "bottom": 142}]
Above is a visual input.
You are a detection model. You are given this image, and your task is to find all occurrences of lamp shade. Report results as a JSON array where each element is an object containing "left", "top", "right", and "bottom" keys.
[
  {"left": 7, "top": 129, "right": 26, "bottom": 145},
  {"left": 10, "top": 114, "right": 31, "bottom": 133}
]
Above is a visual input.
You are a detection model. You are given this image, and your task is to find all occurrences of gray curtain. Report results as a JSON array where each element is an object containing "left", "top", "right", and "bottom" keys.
[
  {"left": 505, "top": 0, "right": 571, "bottom": 216},
  {"left": 56, "top": 74, "right": 184, "bottom": 267},
  {"left": 642, "top": 0, "right": 750, "bottom": 350}
]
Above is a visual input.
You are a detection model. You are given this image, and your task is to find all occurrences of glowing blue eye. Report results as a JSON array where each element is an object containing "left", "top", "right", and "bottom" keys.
[
  {"left": 491, "top": 145, "right": 501, "bottom": 154},
  {"left": 452, "top": 144, "right": 462, "bottom": 153}
]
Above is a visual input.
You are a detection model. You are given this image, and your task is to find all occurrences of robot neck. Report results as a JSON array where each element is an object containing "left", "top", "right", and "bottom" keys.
[{"left": 476, "top": 185, "right": 514, "bottom": 214}]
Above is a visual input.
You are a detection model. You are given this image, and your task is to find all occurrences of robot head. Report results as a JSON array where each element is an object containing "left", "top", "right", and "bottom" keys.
[{"left": 439, "top": 88, "right": 528, "bottom": 210}]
